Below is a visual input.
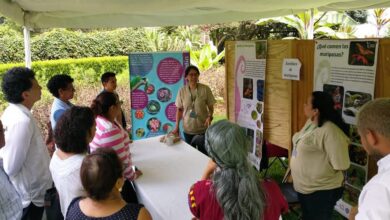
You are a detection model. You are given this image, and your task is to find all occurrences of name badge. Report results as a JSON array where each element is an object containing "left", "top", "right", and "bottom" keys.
[
  {"left": 292, "top": 147, "right": 297, "bottom": 157},
  {"left": 190, "top": 110, "right": 197, "bottom": 118}
]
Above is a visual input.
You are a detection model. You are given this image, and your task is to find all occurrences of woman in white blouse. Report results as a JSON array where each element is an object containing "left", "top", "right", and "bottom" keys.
[{"left": 49, "top": 106, "right": 96, "bottom": 217}]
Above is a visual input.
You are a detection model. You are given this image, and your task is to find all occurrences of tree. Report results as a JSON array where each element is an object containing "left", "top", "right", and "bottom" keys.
[
  {"left": 186, "top": 41, "right": 224, "bottom": 72},
  {"left": 256, "top": 9, "right": 357, "bottom": 39},
  {"left": 0, "top": 15, "right": 22, "bottom": 33},
  {"left": 144, "top": 28, "right": 185, "bottom": 51},
  {"left": 144, "top": 26, "right": 202, "bottom": 52},
  {"left": 209, "top": 21, "right": 298, "bottom": 54},
  {"left": 372, "top": 8, "right": 390, "bottom": 37},
  {"left": 346, "top": 10, "right": 368, "bottom": 24}
]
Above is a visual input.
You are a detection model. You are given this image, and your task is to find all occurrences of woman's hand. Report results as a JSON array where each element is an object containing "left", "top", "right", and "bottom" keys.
[
  {"left": 348, "top": 206, "right": 358, "bottom": 220},
  {"left": 171, "top": 127, "right": 180, "bottom": 136},
  {"left": 204, "top": 116, "right": 213, "bottom": 127},
  {"left": 201, "top": 160, "right": 217, "bottom": 180},
  {"left": 134, "top": 169, "right": 143, "bottom": 180}
]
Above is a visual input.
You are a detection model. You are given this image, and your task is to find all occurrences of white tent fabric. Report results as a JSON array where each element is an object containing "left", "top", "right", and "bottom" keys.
[{"left": 1, "top": 0, "right": 390, "bottom": 28}]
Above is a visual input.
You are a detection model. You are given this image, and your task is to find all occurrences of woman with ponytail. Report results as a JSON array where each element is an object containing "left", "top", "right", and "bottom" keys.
[
  {"left": 188, "top": 120, "right": 288, "bottom": 220},
  {"left": 290, "top": 91, "right": 350, "bottom": 220},
  {"left": 90, "top": 91, "right": 141, "bottom": 204}
]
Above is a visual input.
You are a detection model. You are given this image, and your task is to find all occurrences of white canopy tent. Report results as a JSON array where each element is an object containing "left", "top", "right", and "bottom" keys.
[
  {"left": 1, "top": 0, "right": 390, "bottom": 28},
  {"left": 1, "top": 0, "right": 390, "bottom": 66}
]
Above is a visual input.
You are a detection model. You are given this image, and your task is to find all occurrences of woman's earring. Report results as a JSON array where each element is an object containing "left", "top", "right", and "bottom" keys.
[{"left": 116, "top": 180, "right": 123, "bottom": 192}]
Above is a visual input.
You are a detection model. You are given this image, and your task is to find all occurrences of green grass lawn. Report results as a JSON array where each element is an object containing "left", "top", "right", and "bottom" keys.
[{"left": 213, "top": 114, "right": 227, "bottom": 122}]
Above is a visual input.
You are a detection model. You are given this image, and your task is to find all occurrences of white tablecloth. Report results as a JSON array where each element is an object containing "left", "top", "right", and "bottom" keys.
[{"left": 132, "top": 136, "right": 209, "bottom": 220}]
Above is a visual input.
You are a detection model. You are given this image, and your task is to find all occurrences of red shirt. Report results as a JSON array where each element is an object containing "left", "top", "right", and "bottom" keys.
[{"left": 188, "top": 178, "right": 288, "bottom": 220}]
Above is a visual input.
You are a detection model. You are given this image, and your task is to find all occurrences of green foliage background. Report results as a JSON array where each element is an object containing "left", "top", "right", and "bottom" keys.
[
  {"left": 0, "top": 28, "right": 150, "bottom": 64},
  {"left": 0, "top": 56, "right": 128, "bottom": 84},
  {"left": 0, "top": 56, "right": 129, "bottom": 110}
]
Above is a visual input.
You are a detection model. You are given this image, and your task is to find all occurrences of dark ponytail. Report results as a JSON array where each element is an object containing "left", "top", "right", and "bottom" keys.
[
  {"left": 91, "top": 91, "right": 118, "bottom": 118},
  {"left": 312, "top": 91, "right": 349, "bottom": 135}
]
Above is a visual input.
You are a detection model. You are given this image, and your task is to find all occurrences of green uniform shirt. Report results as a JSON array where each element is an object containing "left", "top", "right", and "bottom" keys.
[
  {"left": 290, "top": 119, "right": 350, "bottom": 194},
  {"left": 175, "top": 83, "right": 216, "bottom": 134}
]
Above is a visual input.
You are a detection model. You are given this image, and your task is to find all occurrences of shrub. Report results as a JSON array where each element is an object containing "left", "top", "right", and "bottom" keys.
[
  {"left": 0, "top": 56, "right": 131, "bottom": 137},
  {"left": 0, "top": 56, "right": 225, "bottom": 142},
  {"left": 0, "top": 56, "right": 129, "bottom": 110},
  {"left": 31, "top": 29, "right": 85, "bottom": 60},
  {"left": 0, "top": 25, "right": 22, "bottom": 38},
  {"left": 0, "top": 35, "right": 24, "bottom": 63},
  {"left": 0, "top": 28, "right": 151, "bottom": 63},
  {"left": 0, "top": 56, "right": 128, "bottom": 83},
  {"left": 199, "top": 65, "right": 225, "bottom": 100}
]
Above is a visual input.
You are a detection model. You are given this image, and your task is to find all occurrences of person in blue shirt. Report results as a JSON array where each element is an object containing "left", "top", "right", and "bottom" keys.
[
  {"left": 100, "top": 72, "right": 127, "bottom": 129},
  {"left": 47, "top": 74, "right": 75, "bottom": 130}
]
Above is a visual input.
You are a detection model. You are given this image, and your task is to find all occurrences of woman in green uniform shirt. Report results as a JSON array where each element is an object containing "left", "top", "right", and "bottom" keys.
[
  {"left": 290, "top": 91, "right": 350, "bottom": 220},
  {"left": 172, "top": 65, "right": 216, "bottom": 155}
]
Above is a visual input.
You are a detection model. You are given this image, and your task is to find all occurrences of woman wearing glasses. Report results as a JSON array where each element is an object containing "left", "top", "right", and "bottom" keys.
[{"left": 172, "top": 65, "right": 216, "bottom": 155}]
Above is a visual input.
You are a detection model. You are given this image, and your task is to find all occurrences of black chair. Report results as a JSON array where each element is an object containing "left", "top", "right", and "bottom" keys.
[
  {"left": 262, "top": 141, "right": 289, "bottom": 177},
  {"left": 279, "top": 168, "right": 302, "bottom": 219}
]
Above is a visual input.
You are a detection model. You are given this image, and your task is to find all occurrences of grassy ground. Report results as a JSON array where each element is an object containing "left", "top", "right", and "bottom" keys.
[{"left": 213, "top": 114, "right": 227, "bottom": 122}]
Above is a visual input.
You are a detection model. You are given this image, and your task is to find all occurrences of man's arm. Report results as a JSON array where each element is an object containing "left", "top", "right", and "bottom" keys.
[
  {"left": 355, "top": 183, "right": 390, "bottom": 220},
  {"left": 2, "top": 120, "right": 33, "bottom": 176},
  {"left": 0, "top": 121, "right": 5, "bottom": 148}
]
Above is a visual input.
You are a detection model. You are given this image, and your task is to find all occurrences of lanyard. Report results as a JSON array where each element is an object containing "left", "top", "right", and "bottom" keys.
[
  {"left": 294, "top": 123, "right": 317, "bottom": 147},
  {"left": 188, "top": 85, "right": 197, "bottom": 108}
]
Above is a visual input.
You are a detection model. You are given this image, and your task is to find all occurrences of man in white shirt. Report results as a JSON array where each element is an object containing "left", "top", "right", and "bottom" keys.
[
  {"left": 0, "top": 120, "right": 23, "bottom": 220},
  {"left": 349, "top": 98, "right": 390, "bottom": 220},
  {"left": 0, "top": 67, "right": 52, "bottom": 220}
]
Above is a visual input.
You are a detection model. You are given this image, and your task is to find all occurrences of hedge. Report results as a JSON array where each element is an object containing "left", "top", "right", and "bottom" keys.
[
  {"left": 0, "top": 28, "right": 151, "bottom": 64},
  {"left": 0, "top": 56, "right": 129, "bottom": 85}
]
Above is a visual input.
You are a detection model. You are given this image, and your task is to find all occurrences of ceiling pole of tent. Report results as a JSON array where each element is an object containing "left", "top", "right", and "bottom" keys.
[
  {"left": 307, "top": 8, "right": 314, "bottom": 39},
  {"left": 23, "top": 27, "right": 32, "bottom": 68}
]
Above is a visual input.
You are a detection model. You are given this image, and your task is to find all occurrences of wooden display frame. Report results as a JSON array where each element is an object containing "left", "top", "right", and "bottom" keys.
[{"left": 225, "top": 39, "right": 390, "bottom": 179}]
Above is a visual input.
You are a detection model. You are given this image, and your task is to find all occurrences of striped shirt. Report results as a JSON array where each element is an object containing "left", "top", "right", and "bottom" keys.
[
  {"left": 90, "top": 116, "right": 134, "bottom": 180},
  {"left": 0, "top": 159, "right": 23, "bottom": 220}
]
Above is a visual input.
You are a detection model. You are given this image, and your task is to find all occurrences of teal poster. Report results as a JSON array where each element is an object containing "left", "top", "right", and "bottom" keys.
[{"left": 129, "top": 52, "right": 190, "bottom": 140}]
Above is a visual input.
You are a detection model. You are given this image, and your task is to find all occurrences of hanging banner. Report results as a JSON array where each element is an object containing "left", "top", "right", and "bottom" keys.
[
  {"left": 234, "top": 41, "right": 267, "bottom": 170},
  {"left": 129, "top": 52, "right": 190, "bottom": 140},
  {"left": 313, "top": 39, "right": 378, "bottom": 218}
]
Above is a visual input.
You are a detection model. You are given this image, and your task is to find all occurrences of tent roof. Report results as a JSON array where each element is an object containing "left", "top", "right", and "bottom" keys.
[{"left": 1, "top": 0, "right": 390, "bottom": 29}]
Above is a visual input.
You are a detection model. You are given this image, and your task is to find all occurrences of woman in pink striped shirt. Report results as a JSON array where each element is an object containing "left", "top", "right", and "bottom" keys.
[{"left": 90, "top": 91, "right": 141, "bottom": 204}]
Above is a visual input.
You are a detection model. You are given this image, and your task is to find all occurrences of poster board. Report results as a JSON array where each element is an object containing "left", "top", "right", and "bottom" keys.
[
  {"left": 234, "top": 41, "right": 267, "bottom": 170},
  {"left": 225, "top": 40, "right": 293, "bottom": 151},
  {"left": 225, "top": 39, "right": 389, "bottom": 181},
  {"left": 313, "top": 39, "right": 379, "bottom": 218},
  {"left": 129, "top": 52, "right": 190, "bottom": 140}
]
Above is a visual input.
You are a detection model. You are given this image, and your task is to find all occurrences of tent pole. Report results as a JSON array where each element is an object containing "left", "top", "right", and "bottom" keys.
[
  {"left": 23, "top": 26, "right": 32, "bottom": 68},
  {"left": 307, "top": 8, "right": 314, "bottom": 39}
]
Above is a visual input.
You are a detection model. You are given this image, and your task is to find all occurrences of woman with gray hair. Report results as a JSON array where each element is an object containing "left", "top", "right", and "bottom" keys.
[{"left": 188, "top": 120, "right": 288, "bottom": 220}]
